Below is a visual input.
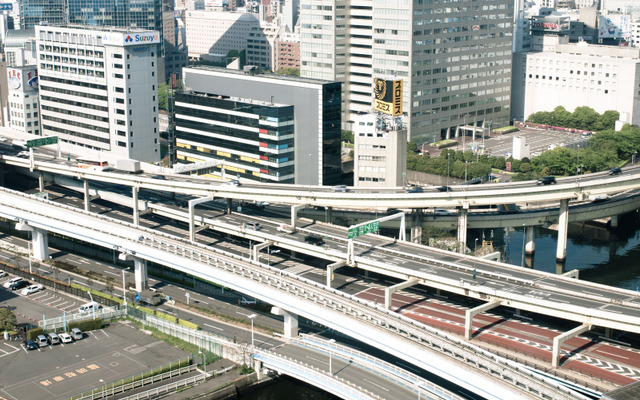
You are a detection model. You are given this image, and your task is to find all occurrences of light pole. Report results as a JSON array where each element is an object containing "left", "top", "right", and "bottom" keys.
[
  {"left": 248, "top": 313, "right": 257, "bottom": 347},
  {"left": 521, "top": 224, "right": 526, "bottom": 267},
  {"left": 198, "top": 349, "right": 207, "bottom": 378},
  {"left": 462, "top": 114, "right": 467, "bottom": 152},
  {"left": 447, "top": 152, "right": 450, "bottom": 187},
  {"left": 474, "top": 238, "right": 478, "bottom": 254},
  {"left": 99, "top": 378, "right": 105, "bottom": 399},
  {"left": 27, "top": 240, "right": 32, "bottom": 274},
  {"left": 328, "top": 339, "right": 336, "bottom": 375},
  {"left": 577, "top": 145, "right": 580, "bottom": 175},
  {"left": 122, "top": 267, "right": 130, "bottom": 307},
  {"left": 88, "top": 291, "right": 96, "bottom": 320}
]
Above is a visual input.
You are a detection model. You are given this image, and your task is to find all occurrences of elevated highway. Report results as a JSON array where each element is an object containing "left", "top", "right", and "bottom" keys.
[{"left": 0, "top": 187, "right": 588, "bottom": 400}]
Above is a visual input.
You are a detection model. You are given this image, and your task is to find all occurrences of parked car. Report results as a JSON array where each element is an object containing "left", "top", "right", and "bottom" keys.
[
  {"left": 21, "top": 284, "right": 44, "bottom": 296},
  {"left": 71, "top": 328, "right": 83, "bottom": 340},
  {"left": 79, "top": 301, "right": 102, "bottom": 313},
  {"left": 407, "top": 186, "right": 423, "bottom": 193},
  {"left": 23, "top": 340, "right": 38, "bottom": 350},
  {"left": 3, "top": 276, "right": 22, "bottom": 288},
  {"left": 9, "top": 280, "right": 29, "bottom": 291},
  {"left": 35, "top": 334, "right": 49, "bottom": 347},
  {"left": 47, "top": 332, "right": 60, "bottom": 345},
  {"left": 305, "top": 235, "right": 325, "bottom": 246},
  {"left": 436, "top": 186, "right": 451, "bottom": 192},
  {"left": 608, "top": 167, "right": 622, "bottom": 175},
  {"left": 537, "top": 176, "right": 556, "bottom": 185},
  {"left": 0, "top": 270, "right": 7, "bottom": 278},
  {"left": 58, "top": 332, "right": 73, "bottom": 344}
]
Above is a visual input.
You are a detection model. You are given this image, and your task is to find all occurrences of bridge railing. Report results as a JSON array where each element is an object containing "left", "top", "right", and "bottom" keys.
[
  {"left": 254, "top": 348, "right": 383, "bottom": 400},
  {"left": 293, "top": 334, "right": 465, "bottom": 400}
]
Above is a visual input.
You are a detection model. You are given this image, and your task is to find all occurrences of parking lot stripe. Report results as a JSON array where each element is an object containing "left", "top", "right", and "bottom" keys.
[
  {"left": 4, "top": 343, "right": 18, "bottom": 351},
  {"left": 101, "top": 329, "right": 109, "bottom": 337}
]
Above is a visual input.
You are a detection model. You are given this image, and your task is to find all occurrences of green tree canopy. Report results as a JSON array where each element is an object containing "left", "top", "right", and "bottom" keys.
[{"left": 0, "top": 308, "right": 17, "bottom": 331}]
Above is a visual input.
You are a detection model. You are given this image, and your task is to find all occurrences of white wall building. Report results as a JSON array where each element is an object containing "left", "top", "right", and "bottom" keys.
[
  {"left": 512, "top": 37, "right": 640, "bottom": 125},
  {"left": 6, "top": 65, "right": 39, "bottom": 135},
  {"left": 353, "top": 113, "right": 406, "bottom": 188},
  {"left": 184, "top": 10, "right": 260, "bottom": 60},
  {"left": 35, "top": 25, "right": 161, "bottom": 162}
]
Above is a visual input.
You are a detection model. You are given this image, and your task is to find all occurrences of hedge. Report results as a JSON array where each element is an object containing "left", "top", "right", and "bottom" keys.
[
  {"left": 68, "top": 318, "right": 103, "bottom": 332},
  {"left": 433, "top": 139, "right": 457, "bottom": 149},
  {"left": 27, "top": 327, "right": 44, "bottom": 341},
  {"left": 493, "top": 126, "right": 519, "bottom": 134}
]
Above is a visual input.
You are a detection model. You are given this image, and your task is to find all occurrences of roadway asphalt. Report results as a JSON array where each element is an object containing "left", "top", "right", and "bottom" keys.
[{"left": 2, "top": 178, "right": 635, "bottom": 394}]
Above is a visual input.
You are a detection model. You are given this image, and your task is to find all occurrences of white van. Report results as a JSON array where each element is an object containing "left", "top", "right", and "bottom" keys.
[
  {"left": 36, "top": 334, "right": 49, "bottom": 347},
  {"left": 47, "top": 332, "right": 60, "bottom": 345},
  {"left": 79, "top": 301, "right": 102, "bottom": 313},
  {"left": 3, "top": 277, "right": 22, "bottom": 288},
  {"left": 71, "top": 328, "right": 83, "bottom": 340}
]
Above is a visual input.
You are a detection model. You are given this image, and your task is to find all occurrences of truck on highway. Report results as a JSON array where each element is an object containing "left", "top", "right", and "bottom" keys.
[
  {"left": 135, "top": 290, "right": 163, "bottom": 306},
  {"left": 116, "top": 159, "right": 142, "bottom": 174}
]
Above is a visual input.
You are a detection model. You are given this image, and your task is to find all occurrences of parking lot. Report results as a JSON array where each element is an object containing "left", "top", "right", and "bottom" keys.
[
  {"left": 0, "top": 322, "right": 190, "bottom": 400},
  {"left": 482, "top": 127, "right": 589, "bottom": 158}
]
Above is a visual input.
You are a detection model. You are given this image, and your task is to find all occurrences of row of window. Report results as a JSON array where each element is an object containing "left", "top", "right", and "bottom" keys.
[{"left": 358, "top": 176, "right": 386, "bottom": 182}]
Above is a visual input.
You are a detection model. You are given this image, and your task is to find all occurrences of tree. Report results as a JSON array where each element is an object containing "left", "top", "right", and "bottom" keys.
[
  {"left": 0, "top": 308, "right": 17, "bottom": 331},
  {"left": 105, "top": 277, "right": 115, "bottom": 296},
  {"left": 551, "top": 106, "right": 572, "bottom": 127},
  {"left": 571, "top": 106, "right": 600, "bottom": 130},
  {"left": 158, "top": 83, "right": 169, "bottom": 111},
  {"left": 596, "top": 110, "right": 619, "bottom": 131},
  {"left": 341, "top": 130, "right": 354, "bottom": 143}
]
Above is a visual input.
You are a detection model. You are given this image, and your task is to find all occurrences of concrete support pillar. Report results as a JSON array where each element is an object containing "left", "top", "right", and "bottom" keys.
[
  {"left": 410, "top": 209, "right": 423, "bottom": 244},
  {"left": 251, "top": 241, "right": 272, "bottom": 262},
  {"left": 31, "top": 228, "right": 49, "bottom": 261},
  {"left": 326, "top": 206, "right": 333, "bottom": 223},
  {"left": 83, "top": 179, "right": 90, "bottom": 212},
  {"left": 457, "top": 207, "right": 469, "bottom": 254},
  {"left": 464, "top": 300, "right": 501, "bottom": 340},
  {"left": 552, "top": 324, "right": 591, "bottom": 368},
  {"left": 445, "top": 126, "right": 451, "bottom": 140},
  {"left": 525, "top": 225, "right": 535, "bottom": 255},
  {"left": 132, "top": 186, "right": 139, "bottom": 226},
  {"left": 226, "top": 198, "right": 233, "bottom": 214},
  {"left": 291, "top": 205, "right": 305, "bottom": 229},
  {"left": 604, "top": 327, "right": 612, "bottom": 339},
  {"left": 271, "top": 307, "right": 298, "bottom": 338},
  {"left": 119, "top": 253, "right": 148, "bottom": 292},
  {"left": 384, "top": 279, "right": 418, "bottom": 310},
  {"left": 254, "top": 359, "right": 263, "bottom": 379},
  {"left": 610, "top": 215, "right": 619, "bottom": 228},
  {"left": 15, "top": 223, "right": 49, "bottom": 261},
  {"left": 189, "top": 197, "right": 212, "bottom": 242},
  {"left": 38, "top": 172, "right": 45, "bottom": 192},
  {"left": 454, "top": 125, "right": 460, "bottom": 138},
  {"left": 327, "top": 261, "right": 346, "bottom": 288},
  {"left": 556, "top": 199, "right": 570, "bottom": 263}
]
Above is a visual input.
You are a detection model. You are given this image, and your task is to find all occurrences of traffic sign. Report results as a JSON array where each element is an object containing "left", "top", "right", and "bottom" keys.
[
  {"left": 348, "top": 221, "right": 380, "bottom": 239},
  {"left": 27, "top": 136, "right": 57, "bottom": 148}
]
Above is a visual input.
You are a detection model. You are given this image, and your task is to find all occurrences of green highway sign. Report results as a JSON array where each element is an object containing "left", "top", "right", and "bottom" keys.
[
  {"left": 348, "top": 220, "right": 380, "bottom": 239},
  {"left": 27, "top": 136, "right": 58, "bottom": 148}
]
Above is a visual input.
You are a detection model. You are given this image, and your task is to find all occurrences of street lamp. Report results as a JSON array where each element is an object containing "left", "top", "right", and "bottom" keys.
[
  {"left": 577, "top": 145, "right": 580, "bottom": 175},
  {"left": 87, "top": 291, "right": 96, "bottom": 320},
  {"left": 328, "top": 339, "right": 336, "bottom": 375},
  {"left": 474, "top": 238, "right": 478, "bottom": 254},
  {"left": 99, "top": 378, "right": 105, "bottom": 399},
  {"left": 122, "top": 267, "right": 130, "bottom": 307},
  {"left": 198, "top": 349, "right": 207, "bottom": 378},
  {"left": 27, "top": 240, "right": 32, "bottom": 274},
  {"left": 248, "top": 313, "right": 257, "bottom": 347}
]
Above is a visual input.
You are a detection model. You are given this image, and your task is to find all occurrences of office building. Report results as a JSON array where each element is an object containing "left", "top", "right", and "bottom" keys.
[
  {"left": 177, "top": 66, "right": 342, "bottom": 185},
  {"left": 175, "top": 92, "right": 295, "bottom": 183},
  {"left": 36, "top": 25, "right": 161, "bottom": 162},
  {"left": 299, "top": 0, "right": 514, "bottom": 143},
  {"left": 18, "top": 0, "right": 66, "bottom": 29},
  {"left": 276, "top": 30, "right": 300, "bottom": 71},
  {"left": 353, "top": 113, "right": 406, "bottom": 187},
  {"left": 511, "top": 37, "right": 640, "bottom": 126},
  {"left": 185, "top": 10, "right": 260, "bottom": 61},
  {"left": 3, "top": 29, "right": 38, "bottom": 133}
]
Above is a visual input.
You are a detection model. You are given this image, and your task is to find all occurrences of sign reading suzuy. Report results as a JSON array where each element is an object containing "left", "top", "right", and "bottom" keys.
[
  {"left": 348, "top": 221, "right": 380, "bottom": 239},
  {"left": 27, "top": 136, "right": 58, "bottom": 148}
]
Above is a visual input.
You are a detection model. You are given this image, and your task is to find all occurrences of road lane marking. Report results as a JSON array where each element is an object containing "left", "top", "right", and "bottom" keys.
[
  {"left": 363, "top": 378, "right": 389, "bottom": 392},
  {"left": 596, "top": 350, "right": 629, "bottom": 359},
  {"left": 306, "top": 356, "right": 328, "bottom": 365},
  {"left": 204, "top": 323, "right": 223, "bottom": 331},
  {"left": 104, "top": 270, "right": 119, "bottom": 276}
]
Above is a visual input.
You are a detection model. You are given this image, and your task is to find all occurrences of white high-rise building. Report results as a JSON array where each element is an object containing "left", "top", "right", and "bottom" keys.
[
  {"left": 35, "top": 25, "right": 161, "bottom": 162},
  {"left": 299, "top": 0, "right": 514, "bottom": 144}
]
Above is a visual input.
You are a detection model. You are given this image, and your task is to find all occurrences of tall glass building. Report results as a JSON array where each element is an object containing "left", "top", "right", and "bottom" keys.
[
  {"left": 19, "top": 0, "right": 67, "bottom": 29},
  {"left": 300, "top": 0, "right": 514, "bottom": 144}
]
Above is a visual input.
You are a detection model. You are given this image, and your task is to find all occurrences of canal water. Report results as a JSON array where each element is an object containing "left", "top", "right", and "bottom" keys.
[{"left": 243, "top": 212, "right": 640, "bottom": 398}]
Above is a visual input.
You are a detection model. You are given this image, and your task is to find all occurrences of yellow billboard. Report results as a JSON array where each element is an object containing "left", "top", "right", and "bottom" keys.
[{"left": 374, "top": 78, "right": 403, "bottom": 116}]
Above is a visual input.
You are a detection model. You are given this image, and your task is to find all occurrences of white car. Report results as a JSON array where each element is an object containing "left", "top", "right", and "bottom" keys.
[
  {"left": 0, "top": 270, "right": 7, "bottom": 278},
  {"left": 58, "top": 332, "right": 73, "bottom": 343},
  {"left": 21, "top": 284, "right": 44, "bottom": 295},
  {"left": 3, "top": 276, "right": 22, "bottom": 288}
]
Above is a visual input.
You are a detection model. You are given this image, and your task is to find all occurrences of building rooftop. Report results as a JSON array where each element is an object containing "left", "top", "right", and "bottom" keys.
[{"left": 187, "top": 65, "right": 336, "bottom": 86}]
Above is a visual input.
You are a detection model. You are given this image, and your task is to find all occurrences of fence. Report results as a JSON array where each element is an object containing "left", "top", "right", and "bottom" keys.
[
  {"left": 39, "top": 306, "right": 127, "bottom": 331},
  {"left": 118, "top": 373, "right": 206, "bottom": 400},
  {"left": 127, "top": 307, "right": 230, "bottom": 362},
  {"left": 67, "top": 357, "right": 193, "bottom": 400}
]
